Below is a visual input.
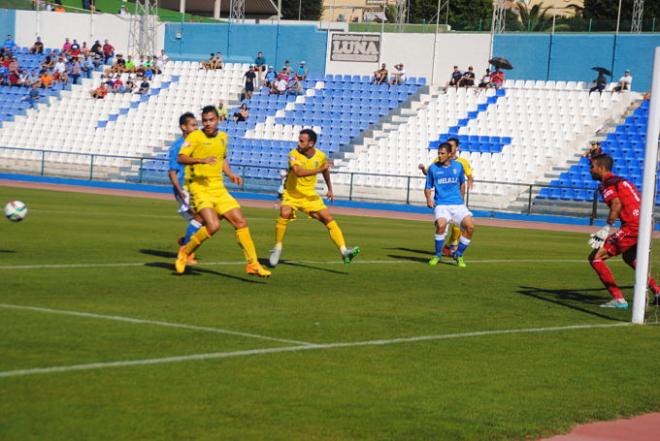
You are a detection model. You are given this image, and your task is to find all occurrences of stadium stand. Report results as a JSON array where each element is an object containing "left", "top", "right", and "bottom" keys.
[
  {"left": 331, "top": 81, "right": 637, "bottom": 209},
  {"left": 537, "top": 99, "right": 654, "bottom": 204}
]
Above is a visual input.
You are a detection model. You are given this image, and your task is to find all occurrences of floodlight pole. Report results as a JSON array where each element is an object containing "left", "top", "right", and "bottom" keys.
[{"left": 632, "top": 46, "right": 660, "bottom": 324}]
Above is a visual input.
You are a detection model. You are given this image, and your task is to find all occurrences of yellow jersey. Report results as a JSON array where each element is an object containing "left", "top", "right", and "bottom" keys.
[
  {"left": 431, "top": 156, "right": 472, "bottom": 177},
  {"left": 285, "top": 148, "right": 327, "bottom": 197},
  {"left": 179, "top": 129, "right": 228, "bottom": 190}
]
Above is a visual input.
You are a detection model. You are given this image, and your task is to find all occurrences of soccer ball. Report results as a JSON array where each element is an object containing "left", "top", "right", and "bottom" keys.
[{"left": 4, "top": 200, "right": 28, "bottom": 222}]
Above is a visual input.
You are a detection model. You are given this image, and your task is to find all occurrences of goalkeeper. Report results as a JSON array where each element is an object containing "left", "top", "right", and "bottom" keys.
[{"left": 587, "top": 154, "right": 660, "bottom": 309}]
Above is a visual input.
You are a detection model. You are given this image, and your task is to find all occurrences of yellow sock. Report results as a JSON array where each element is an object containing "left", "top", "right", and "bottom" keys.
[
  {"left": 275, "top": 217, "right": 289, "bottom": 250},
  {"left": 450, "top": 224, "right": 461, "bottom": 246},
  {"left": 326, "top": 220, "right": 347, "bottom": 253},
  {"left": 236, "top": 227, "right": 258, "bottom": 264},
  {"left": 184, "top": 226, "right": 210, "bottom": 255}
]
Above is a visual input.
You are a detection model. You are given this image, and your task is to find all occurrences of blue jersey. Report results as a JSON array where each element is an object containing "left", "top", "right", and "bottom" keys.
[
  {"left": 168, "top": 137, "right": 186, "bottom": 189},
  {"left": 425, "top": 161, "right": 465, "bottom": 206}
]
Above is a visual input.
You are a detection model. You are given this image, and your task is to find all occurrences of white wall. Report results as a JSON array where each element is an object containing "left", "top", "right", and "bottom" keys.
[
  {"left": 15, "top": 11, "right": 165, "bottom": 55},
  {"left": 325, "top": 30, "right": 491, "bottom": 84}
]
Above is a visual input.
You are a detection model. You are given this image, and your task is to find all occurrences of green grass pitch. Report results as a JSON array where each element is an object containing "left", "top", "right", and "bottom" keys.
[{"left": 0, "top": 186, "right": 659, "bottom": 441}]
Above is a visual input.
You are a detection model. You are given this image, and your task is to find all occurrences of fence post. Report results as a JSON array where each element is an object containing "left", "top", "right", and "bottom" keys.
[
  {"left": 89, "top": 154, "right": 95, "bottom": 180},
  {"left": 590, "top": 189, "right": 598, "bottom": 225},
  {"left": 527, "top": 184, "right": 533, "bottom": 214},
  {"left": 40, "top": 150, "right": 45, "bottom": 176},
  {"left": 348, "top": 173, "right": 354, "bottom": 201},
  {"left": 138, "top": 158, "right": 144, "bottom": 183},
  {"left": 588, "top": 18, "right": 592, "bottom": 32},
  {"left": 405, "top": 176, "right": 411, "bottom": 205}
]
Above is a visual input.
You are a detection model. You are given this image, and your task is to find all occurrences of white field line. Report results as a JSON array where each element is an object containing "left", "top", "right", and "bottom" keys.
[
  {"left": 0, "top": 259, "right": 605, "bottom": 271},
  {"left": 0, "top": 304, "right": 313, "bottom": 347},
  {"left": 0, "top": 322, "right": 630, "bottom": 379}
]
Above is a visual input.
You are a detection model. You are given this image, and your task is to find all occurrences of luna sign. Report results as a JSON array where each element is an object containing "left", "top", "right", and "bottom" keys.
[{"left": 330, "top": 33, "right": 381, "bottom": 63}]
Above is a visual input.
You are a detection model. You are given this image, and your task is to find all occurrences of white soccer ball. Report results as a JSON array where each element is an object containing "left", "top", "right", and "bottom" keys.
[{"left": 4, "top": 200, "right": 28, "bottom": 222}]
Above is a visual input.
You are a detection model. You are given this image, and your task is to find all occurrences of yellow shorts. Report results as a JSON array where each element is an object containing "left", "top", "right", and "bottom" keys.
[
  {"left": 190, "top": 187, "right": 240, "bottom": 215},
  {"left": 282, "top": 192, "right": 327, "bottom": 214}
]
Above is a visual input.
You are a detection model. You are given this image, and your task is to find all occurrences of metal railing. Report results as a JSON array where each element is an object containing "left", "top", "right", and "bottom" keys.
[{"left": 0, "top": 145, "right": 604, "bottom": 220}]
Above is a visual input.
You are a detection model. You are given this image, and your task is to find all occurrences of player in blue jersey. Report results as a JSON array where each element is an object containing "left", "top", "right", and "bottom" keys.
[
  {"left": 424, "top": 142, "right": 476, "bottom": 268},
  {"left": 168, "top": 112, "right": 203, "bottom": 264}
]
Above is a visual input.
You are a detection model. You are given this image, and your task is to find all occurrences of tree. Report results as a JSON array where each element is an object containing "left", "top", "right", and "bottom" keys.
[
  {"left": 280, "top": 0, "right": 322, "bottom": 21},
  {"left": 513, "top": 0, "right": 555, "bottom": 31},
  {"left": 405, "top": 0, "right": 492, "bottom": 29},
  {"left": 582, "top": 0, "right": 660, "bottom": 20}
]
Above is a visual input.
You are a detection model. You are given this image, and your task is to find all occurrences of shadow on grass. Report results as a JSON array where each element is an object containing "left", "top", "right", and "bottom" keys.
[
  {"left": 140, "top": 249, "right": 177, "bottom": 259},
  {"left": 0, "top": 249, "right": 16, "bottom": 253},
  {"left": 145, "top": 262, "right": 266, "bottom": 284},
  {"left": 517, "top": 285, "right": 632, "bottom": 322},
  {"left": 387, "top": 254, "right": 455, "bottom": 267},
  {"left": 385, "top": 247, "right": 434, "bottom": 256},
  {"left": 279, "top": 260, "right": 348, "bottom": 275}
]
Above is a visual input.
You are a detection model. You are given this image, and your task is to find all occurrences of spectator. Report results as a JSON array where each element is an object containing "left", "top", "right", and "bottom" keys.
[
  {"left": 372, "top": 63, "right": 388, "bottom": 85},
  {"left": 233, "top": 103, "right": 249, "bottom": 122},
  {"left": 125, "top": 55, "right": 136, "bottom": 73},
  {"left": 295, "top": 61, "right": 308, "bottom": 81},
  {"left": 200, "top": 53, "right": 215, "bottom": 70},
  {"left": 448, "top": 66, "right": 462, "bottom": 87},
  {"left": 478, "top": 68, "right": 491, "bottom": 88},
  {"left": 490, "top": 67, "right": 505, "bottom": 89},
  {"left": 41, "top": 55, "right": 55, "bottom": 70},
  {"left": 287, "top": 76, "right": 303, "bottom": 95},
  {"left": 613, "top": 70, "right": 632, "bottom": 92},
  {"left": 459, "top": 66, "right": 475, "bottom": 88},
  {"left": 263, "top": 65, "right": 276, "bottom": 88},
  {"left": 255, "top": 51, "right": 266, "bottom": 85},
  {"left": 69, "top": 57, "right": 82, "bottom": 85},
  {"left": 30, "top": 37, "right": 44, "bottom": 54},
  {"left": 217, "top": 100, "right": 229, "bottom": 121},
  {"left": 125, "top": 76, "right": 135, "bottom": 93},
  {"left": 583, "top": 141, "right": 603, "bottom": 159},
  {"left": 39, "top": 70, "right": 53, "bottom": 88},
  {"left": 271, "top": 74, "right": 287, "bottom": 95},
  {"left": 0, "top": 64, "right": 7, "bottom": 85},
  {"left": 136, "top": 78, "right": 150, "bottom": 94},
  {"left": 213, "top": 51, "right": 223, "bottom": 70},
  {"left": 281, "top": 60, "right": 293, "bottom": 77},
  {"left": 389, "top": 63, "right": 406, "bottom": 86},
  {"left": 62, "top": 37, "right": 72, "bottom": 54},
  {"left": 70, "top": 39, "right": 81, "bottom": 57},
  {"left": 7, "top": 67, "right": 19, "bottom": 86},
  {"left": 81, "top": 41, "right": 90, "bottom": 57},
  {"left": 112, "top": 75, "right": 124, "bottom": 93},
  {"left": 243, "top": 65, "right": 256, "bottom": 100},
  {"left": 102, "top": 39, "right": 114, "bottom": 63},
  {"left": 24, "top": 83, "right": 41, "bottom": 108},
  {"left": 91, "top": 40, "right": 102, "bottom": 56},
  {"left": 81, "top": 55, "right": 94, "bottom": 79},
  {"left": 159, "top": 49, "right": 169, "bottom": 65},
  {"left": 589, "top": 72, "right": 607, "bottom": 94},
  {"left": 3, "top": 34, "right": 15, "bottom": 52},
  {"left": 112, "top": 54, "right": 126, "bottom": 73},
  {"left": 90, "top": 82, "right": 108, "bottom": 99}
]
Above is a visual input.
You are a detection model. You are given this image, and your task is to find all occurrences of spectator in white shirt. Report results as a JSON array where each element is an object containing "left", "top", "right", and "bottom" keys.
[
  {"left": 389, "top": 63, "right": 406, "bottom": 85},
  {"left": 614, "top": 70, "right": 632, "bottom": 92}
]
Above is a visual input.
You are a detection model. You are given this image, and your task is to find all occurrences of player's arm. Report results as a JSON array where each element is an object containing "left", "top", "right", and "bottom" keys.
[
  {"left": 222, "top": 158, "right": 242, "bottom": 185},
  {"left": 291, "top": 162, "right": 330, "bottom": 177},
  {"left": 168, "top": 170, "right": 185, "bottom": 198},
  {"left": 418, "top": 163, "right": 428, "bottom": 176},
  {"left": 606, "top": 197, "right": 622, "bottom": 226},
  {"left": 424, "top": 171, "right": 434, "bottom": 209},
  {"left": 321, "top": 163, "right": 334, "bottom": 201},
  {"left": 460, "top": 182, "right": 466, "bottom": 200},
  {"left": 177, "top": 153, "right": 216, "bottom": 165}
]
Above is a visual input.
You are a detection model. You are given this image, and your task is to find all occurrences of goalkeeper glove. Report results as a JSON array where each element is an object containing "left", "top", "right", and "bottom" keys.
[{"left": 588, "top": 225, "right": 610, "bottom": 249}]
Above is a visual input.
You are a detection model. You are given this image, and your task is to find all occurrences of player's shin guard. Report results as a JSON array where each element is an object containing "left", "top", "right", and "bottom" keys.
[
  {"left": 236, "top": 227, "right": 258, "bottom": 264},
  {"left": 454, "top": 236, "right": 471, "bottom": 257},
  {"left": 449, "top": 224, "right": 461, "bottom": 246},
  {"left": 326, "top": 220, "right": 347, "bottom": 254},
  {"left": 184, "top": 226, "right": 210, "bottom": 254},
  {"left": 274, "top": 217, "right": 289, "bottom": 250},
  {"left": 591, "top": 259, "right": 624, "bottom": 300},
  {"left": 183, "top": 219, "right": 203, "bottom": 245},
  {"left": 434, "top": 234, "right": 446, "bottom": 257}
]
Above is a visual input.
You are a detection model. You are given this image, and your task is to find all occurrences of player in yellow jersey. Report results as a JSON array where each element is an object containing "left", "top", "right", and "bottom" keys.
[
  {"left": 268, "top": 128, "right": 360, "bottom": 267},
  {"left": 174, "top": 105, "right": 271, "bottom": 277},
  {"left": 418, "top": 137, "right": 474, "bottom": 255}
]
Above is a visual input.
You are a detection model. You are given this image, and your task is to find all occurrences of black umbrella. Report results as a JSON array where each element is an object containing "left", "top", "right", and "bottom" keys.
[
  {"left": 592, "top": 66, "right": 612, "bottom": 76},
  {"left": 488, "top": 57, "right": 513, "bottom": 70}
]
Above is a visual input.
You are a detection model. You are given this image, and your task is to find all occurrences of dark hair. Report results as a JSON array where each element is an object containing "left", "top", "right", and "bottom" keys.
[
  {"left": 447, "top": 137, "right": 459, "bottom": 146},
  {"left": 591, "top": 153, "right": 613, "bottom": 171},
  {"left": 300, "top": 128, "right": 317, "bottom": 144},
  {"left": 179, "top": 112, "right": 195, "bottom": 126},
  {"left": 438, "top": 142, "right": 452, "bottom": 153},
  {"left": 201, "top": 105, "right": 219, "bottom": 117}
]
